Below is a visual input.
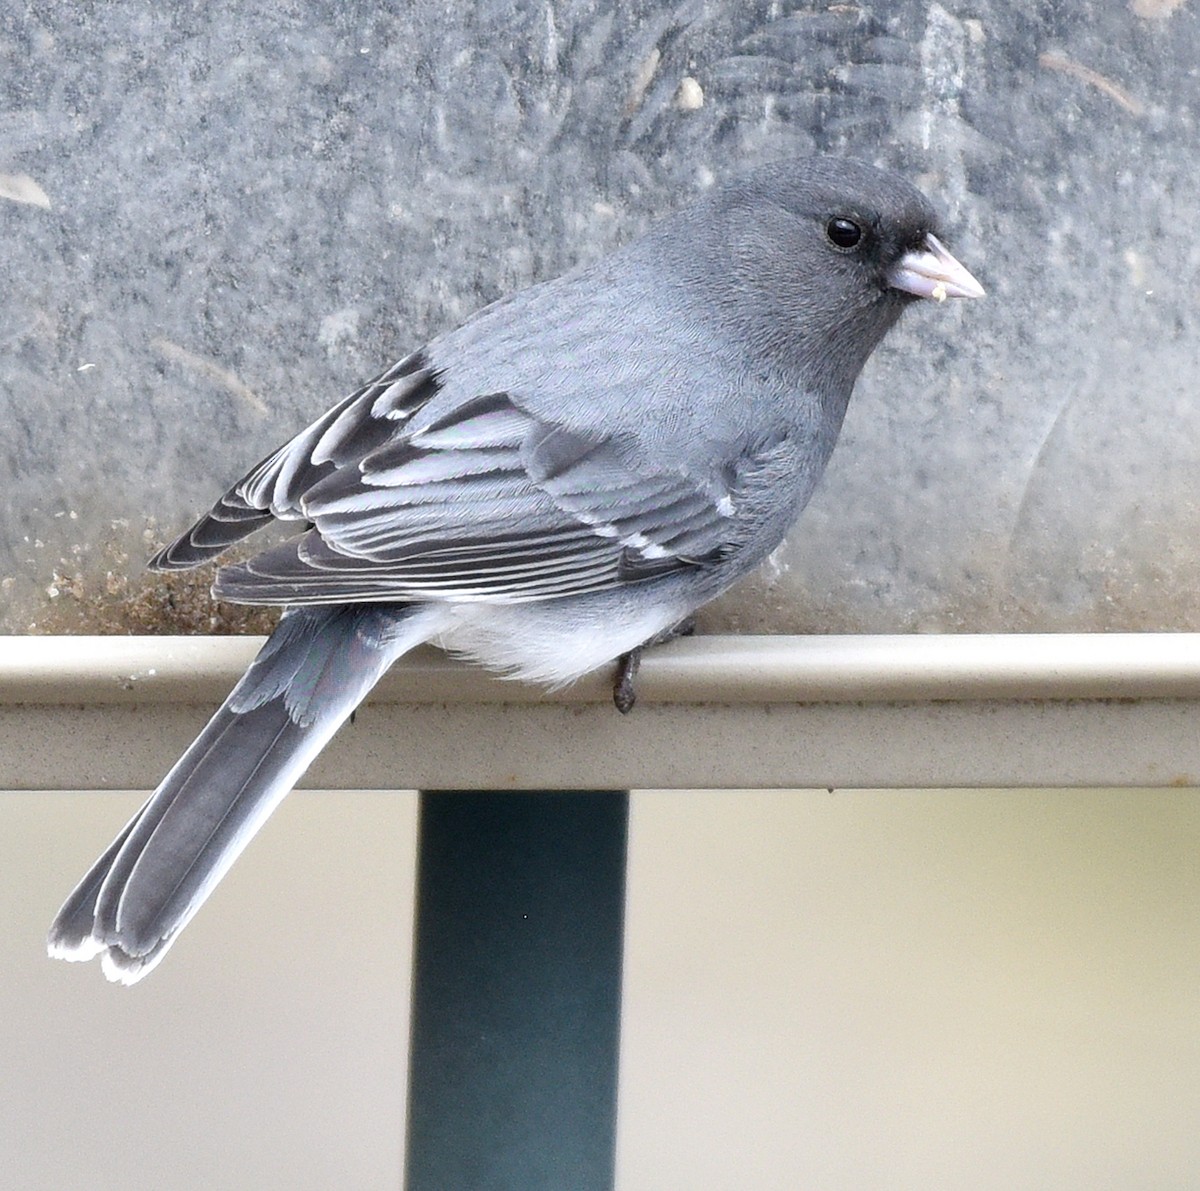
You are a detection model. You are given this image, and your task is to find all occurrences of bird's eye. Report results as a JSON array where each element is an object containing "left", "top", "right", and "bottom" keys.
[{"left": 826, "top": 217, "right": 863, "bottom": 249}]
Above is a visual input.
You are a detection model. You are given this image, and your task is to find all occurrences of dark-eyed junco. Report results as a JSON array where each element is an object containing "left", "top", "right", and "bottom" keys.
[{"left": 49, "top": 156, "right": 983, "bottom": 982}]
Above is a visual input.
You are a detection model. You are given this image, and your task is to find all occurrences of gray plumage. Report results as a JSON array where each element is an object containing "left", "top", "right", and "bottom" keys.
[{"left": 49, "top": 156, "right": 983, "bottom": 982}]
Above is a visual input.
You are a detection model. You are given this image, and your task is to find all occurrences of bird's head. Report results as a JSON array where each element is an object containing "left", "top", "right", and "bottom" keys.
[{"left": 673, "top": 156, "right": 984, "bottom": 391}]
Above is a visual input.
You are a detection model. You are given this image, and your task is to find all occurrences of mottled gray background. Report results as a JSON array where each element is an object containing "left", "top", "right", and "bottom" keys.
[{"left": 3, "top": 0, "right": 1197, "bottom": 635}]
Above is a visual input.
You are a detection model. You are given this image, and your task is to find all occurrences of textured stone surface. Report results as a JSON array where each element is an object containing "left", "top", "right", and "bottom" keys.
[{"left": 3, "top": 2, "right": 1197, "bottom": 633}]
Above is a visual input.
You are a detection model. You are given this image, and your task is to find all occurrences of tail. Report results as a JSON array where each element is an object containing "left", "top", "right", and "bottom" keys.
[{"left": 48, "top": 603, "right": 441, "bottom": 984}]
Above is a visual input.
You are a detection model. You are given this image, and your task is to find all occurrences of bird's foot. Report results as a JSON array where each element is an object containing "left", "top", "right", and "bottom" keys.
[
  {"left": 612, "top": 649, "right": 642, "bottom": 715},
  {"left": 611, "top": 616, "right": 696, "bottom": 714}
]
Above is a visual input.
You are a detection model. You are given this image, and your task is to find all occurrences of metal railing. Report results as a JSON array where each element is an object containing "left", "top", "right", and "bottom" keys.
[
  {"left": 5, "top": 634, "right": 1200, "bottom": 790},
  {"left": 9, "top": 633, "right": 1199, "bottom": 1189}
]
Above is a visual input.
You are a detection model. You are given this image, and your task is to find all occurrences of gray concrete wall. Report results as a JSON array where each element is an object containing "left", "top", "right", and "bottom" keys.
[{"left": 4, "top": 2, "right": 1198, "bottom": 635}]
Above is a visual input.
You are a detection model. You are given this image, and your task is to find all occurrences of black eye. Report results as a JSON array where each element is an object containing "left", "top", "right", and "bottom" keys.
[{"left": 826, "top": 217, "right": 863, "bottom": 249}]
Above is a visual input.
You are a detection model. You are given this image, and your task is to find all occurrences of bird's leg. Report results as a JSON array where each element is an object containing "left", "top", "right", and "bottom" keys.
[
  {"left": 612, "top": 616, "right": 696, "bottom": 714},
  {"left": 612, "top": 652, "right": 642, "bottom": 716}
]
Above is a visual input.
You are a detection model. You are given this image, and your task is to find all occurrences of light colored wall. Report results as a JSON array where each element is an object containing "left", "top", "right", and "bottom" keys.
[
  {"left": 9, "top": 790, "right": 417, "bottom": 1191},
  {"left": 9, "top": 786, "right": 1198, "bottom": 1189}
]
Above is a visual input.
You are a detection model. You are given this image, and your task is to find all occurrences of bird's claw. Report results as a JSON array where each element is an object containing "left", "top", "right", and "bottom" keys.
[
  {"left": 613, "top": 649, "right": 641, "bottom": 714},
  {"left": 611, "top": 616, "right": 696, "bottom": 714}
]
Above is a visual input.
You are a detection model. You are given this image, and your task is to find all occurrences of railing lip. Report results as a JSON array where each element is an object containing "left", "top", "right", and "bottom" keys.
[{"left": 4, "top": 632, "right": 1200, "bottom": 706}]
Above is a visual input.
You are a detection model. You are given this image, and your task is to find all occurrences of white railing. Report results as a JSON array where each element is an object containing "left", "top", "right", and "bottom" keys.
[{"left": 4, "top": 634, "right": 1200, "bottom": 789}]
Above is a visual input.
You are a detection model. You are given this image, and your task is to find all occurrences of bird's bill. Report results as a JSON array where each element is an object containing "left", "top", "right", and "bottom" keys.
[{"left": 888, "top": 233, "right": 985, "bottom": 302}]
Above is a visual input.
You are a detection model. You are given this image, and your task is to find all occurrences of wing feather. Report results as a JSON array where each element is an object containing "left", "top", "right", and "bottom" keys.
[{"left": 156, "top": 355, "right": 745, "bottom": 601}]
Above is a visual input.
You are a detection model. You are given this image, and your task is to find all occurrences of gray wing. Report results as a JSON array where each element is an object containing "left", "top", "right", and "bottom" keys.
[{"left": 156, "top": 353, "right": 748, "bottom": 606}]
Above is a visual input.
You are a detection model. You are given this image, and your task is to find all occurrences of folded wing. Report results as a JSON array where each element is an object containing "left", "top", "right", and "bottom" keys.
[{"left": 152, "top": 354, "right": 742, "bottom": 605}]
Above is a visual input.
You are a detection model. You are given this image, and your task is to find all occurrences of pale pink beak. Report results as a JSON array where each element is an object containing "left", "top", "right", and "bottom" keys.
[{"left": 888, "top": 233, "right": 985, "bottom": 302}]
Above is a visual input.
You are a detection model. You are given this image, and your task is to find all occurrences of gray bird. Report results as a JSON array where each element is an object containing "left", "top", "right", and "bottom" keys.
[{"left": 48, "top": 157, "right": 983, "bottom": 983}]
